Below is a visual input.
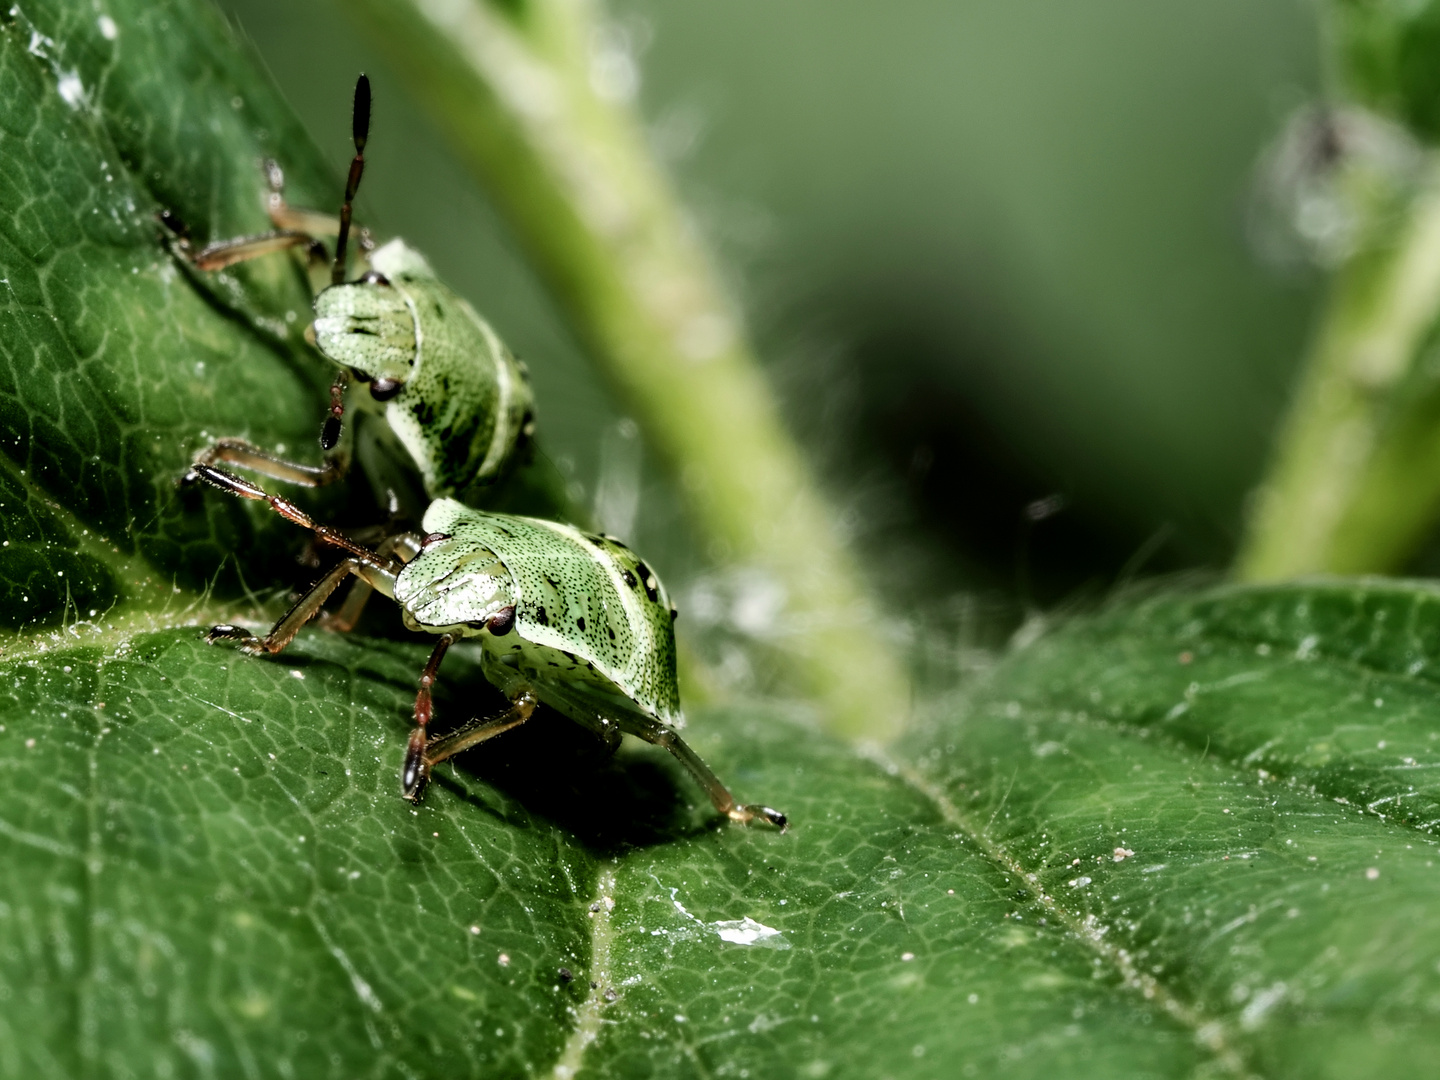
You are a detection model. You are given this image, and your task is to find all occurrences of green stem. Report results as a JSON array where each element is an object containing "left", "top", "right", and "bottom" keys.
[
  {"left": 341, "top": 0, "right": 908, "bottom": 740},
  {"left": 1238, "top": 156, "right": 1440, "bottom": 579}
]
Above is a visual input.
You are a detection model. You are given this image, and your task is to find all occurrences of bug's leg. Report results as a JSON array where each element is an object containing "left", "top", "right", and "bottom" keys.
[
  {"left": 182, "top": 369, "right": 354, "bottom": 493},
  {"left": 156, "top": 163, "right": 329, "bottom": 273},
  {"left": 622, "top": 716, "right": 787, "bottom": 830},
  {"left": 183, "top": 438, "right": 348, "bottom": 489},
  {"left": 318, "top": 533, "right": 417, "bottom": 633},
  {"left": 408, "top": 692, "right": 540, "bottom": 802},
  {"left": 263, "top": 159, "right": 342, "bottom": 238},
  {"left": 318, "top": 577, "right": 374, "bottom": 633},
  {"left": 319, "top": 368, "right": 350, "bottom": 454},
  {"left": 400, "top": 633, "right": 456, "bottom": 798},
  {"left": 209, "top": 555, "right": 372, "bottom": 655},
  {"left": 186, "top": 465, "right": 395, "bottom": 569},
  {"left": 189, "top": 230, "right": 326, "bottom": 272}
]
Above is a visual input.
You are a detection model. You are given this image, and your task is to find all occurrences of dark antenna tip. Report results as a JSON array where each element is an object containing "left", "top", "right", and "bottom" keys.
[
  {"left": 352, "top": 74, "right": 371, "bottom": 153},
  {"left": 332, "top": 74, "right": 371, "bottom": 286}
]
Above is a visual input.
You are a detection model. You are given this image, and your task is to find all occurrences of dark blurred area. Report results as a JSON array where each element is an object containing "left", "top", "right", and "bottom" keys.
[{"left": 220, "top": 0, "right": 1321, "bottom": 614}]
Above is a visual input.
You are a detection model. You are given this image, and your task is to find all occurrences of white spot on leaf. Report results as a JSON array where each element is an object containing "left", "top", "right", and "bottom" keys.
[
  {"left": 56, "top": 70, "right": 86, "bottom": 110},
  {"left": 713, "top": 917, "right": 788, "bottom": 948}
]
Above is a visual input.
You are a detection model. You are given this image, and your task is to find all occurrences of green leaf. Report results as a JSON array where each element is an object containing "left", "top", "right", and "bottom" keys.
[
  {"left": 0, "top": 0, "right": 350, "bottom": 633},
  {"left": 901, "top": 580, "right": 1440, "bottom": 1076},
  {"left": 13, "top": 584, "right": 1440, "bottom": 1075},
  {"left": 0, "top": 0, "right": 1434, "bottom": 1075}
]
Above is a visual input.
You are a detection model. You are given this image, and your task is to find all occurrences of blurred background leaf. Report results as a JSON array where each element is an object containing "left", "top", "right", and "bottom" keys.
[
  {"left": 1240, "top": 0, "right": 1440, "bottom": 579},
  {"left": 222, "top": 0, "right": 1323, "bottom": 616}
]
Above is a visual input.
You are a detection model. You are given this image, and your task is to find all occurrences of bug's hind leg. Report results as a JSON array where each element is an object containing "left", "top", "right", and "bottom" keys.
[
  {"left": 405, "top": 692, "right": 539, "bottom": 802},
  {"left": 621, "top": 715, "right": 786, "bottom": 830}
]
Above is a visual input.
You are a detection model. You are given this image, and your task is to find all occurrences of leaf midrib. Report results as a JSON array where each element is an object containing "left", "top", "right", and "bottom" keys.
[{"left": 874, "top": 746, "right": 1256, "bottom": 1079}]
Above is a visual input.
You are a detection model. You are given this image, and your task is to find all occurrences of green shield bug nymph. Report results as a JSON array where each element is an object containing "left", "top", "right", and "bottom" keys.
[
  {"left": 190, "top": 466, "right": 787, "bottom": 830},
  {"left": 163, "top": 75, "right": 535, "bottom": 502},
  {"left": 306, "top": 236, "right": 535, "bottom": 498}
]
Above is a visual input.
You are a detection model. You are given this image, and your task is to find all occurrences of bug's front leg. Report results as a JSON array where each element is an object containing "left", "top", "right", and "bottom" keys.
[
  {"left": 262, "top": 158, "right": 344, "bottom": 240},
  {"left": 180, "top": 370, "right": 353, "bottom": 492},
  {"left": 402, "top": 633, "right": 456, "bottom": 800},
  {"left": 157, "top": 161, "right": 330, "bottom": 273},
  {"left": 405, "top": 692, "right": 540, "bottom": 802},
  {"left": 185, "top": 465, "right": 390, "bottom": 567},
  {"left": 320, "top": 533, "right": 421, "bottom": 634},
  {"left": 182, "top": 437, "right": 348, "bottom": 490}
]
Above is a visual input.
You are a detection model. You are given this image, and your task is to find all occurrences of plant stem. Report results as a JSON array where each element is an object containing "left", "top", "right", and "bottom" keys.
[
  {"left": 1238, "top": 156, "right": 1440, "bottom": 579},
  {"left": 340, "top": 0, "right": 908, "bottom": 740}
]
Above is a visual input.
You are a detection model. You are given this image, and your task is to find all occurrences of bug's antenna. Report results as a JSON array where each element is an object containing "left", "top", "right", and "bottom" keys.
[{"left": 332, "top": 73, "right": 371, "bottom": 286}]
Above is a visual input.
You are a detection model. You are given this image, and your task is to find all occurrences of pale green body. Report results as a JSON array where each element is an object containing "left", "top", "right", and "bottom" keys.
[
  {"left": 393, "top": 499, "right": 682, "bottom": 738},
  {"left": 313, "top": 239, "right": 534, "bottom": 498}
]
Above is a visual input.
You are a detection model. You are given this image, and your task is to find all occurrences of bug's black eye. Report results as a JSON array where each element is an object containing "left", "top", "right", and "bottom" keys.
[
  {"left": 348, "top": 366, "right": 372, "bottom": 383},
  {"left": 359, "top": 270, "right": 391, "bottom": 287},
  {"left": 369, "top": 377, "right": 403, "bottom": 401},
  {"left": 487, "top": 606, "right": 516, "bottom": 637}
]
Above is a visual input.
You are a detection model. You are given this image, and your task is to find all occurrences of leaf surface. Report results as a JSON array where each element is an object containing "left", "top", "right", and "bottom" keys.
[{"left": 0, "top": 1, "right": 1435, "bottom": 1077}]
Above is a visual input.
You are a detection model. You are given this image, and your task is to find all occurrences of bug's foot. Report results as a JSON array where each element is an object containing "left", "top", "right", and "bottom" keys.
[
  {"left": 401, "top": 728, "right": 429, "bottom": 803},
  {"left": 729, "top": 804, "right": 788, "bottom": 831},
  {"left": 205, "top": 624, "right": 265, "bottom": 653}
]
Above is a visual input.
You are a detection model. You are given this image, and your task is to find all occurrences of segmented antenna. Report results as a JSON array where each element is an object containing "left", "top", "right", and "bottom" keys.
[{"left": 332, "top": 74, "right": 371, "bottom": 286}]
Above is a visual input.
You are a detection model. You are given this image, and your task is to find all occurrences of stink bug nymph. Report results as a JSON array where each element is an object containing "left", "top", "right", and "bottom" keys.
[
  {"left": 191, "top": 466, "right": 787, "bottom": 830},
  {"left": 164, "top": 75, "right": 535, "bottom": 503}
]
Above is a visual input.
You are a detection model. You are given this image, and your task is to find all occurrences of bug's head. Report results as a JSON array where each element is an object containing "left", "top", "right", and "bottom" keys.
[
  {"left": 395, "top": 524, "right": 521, "bottom": 637},
  {"left": 310, "top": 273, "right": 416, "bottom": 395}
]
